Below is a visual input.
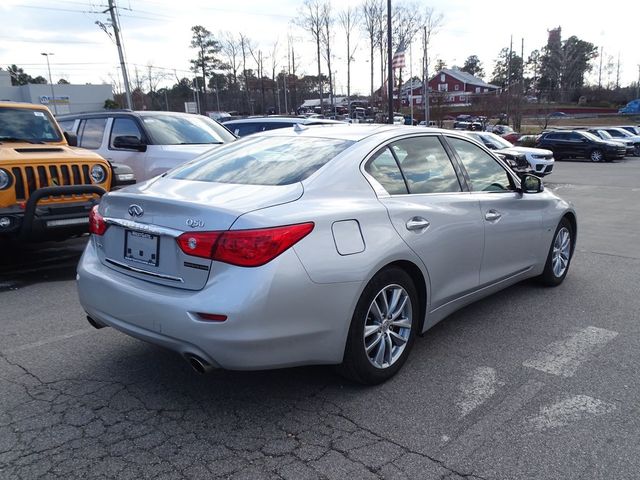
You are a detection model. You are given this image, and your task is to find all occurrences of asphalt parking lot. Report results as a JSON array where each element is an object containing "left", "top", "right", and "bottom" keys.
[{"left": 1, "top": 156, "right": 639, "bottom": 480}]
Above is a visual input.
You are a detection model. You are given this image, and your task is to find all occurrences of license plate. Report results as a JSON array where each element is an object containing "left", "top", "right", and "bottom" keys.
[{"left": 124, "top": 230, "right": 159, "bottom": 266}]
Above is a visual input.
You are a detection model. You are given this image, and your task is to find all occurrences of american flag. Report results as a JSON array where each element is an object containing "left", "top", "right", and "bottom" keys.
[{"left": 392, "top": 45, "right": 406, "bottom": 69}]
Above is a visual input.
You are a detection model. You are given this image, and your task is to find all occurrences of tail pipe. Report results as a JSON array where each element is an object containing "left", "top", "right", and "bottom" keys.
[{"left": 185, "top": 354, "right": 214, "bottom": 374}]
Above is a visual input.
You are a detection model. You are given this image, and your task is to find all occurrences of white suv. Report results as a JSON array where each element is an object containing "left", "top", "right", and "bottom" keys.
[
  {"left": 465, "top": 131, "right": 555, "bottom": 176},
  {"left": 57, "top": 111, "right": 236, "bottom": 182}
]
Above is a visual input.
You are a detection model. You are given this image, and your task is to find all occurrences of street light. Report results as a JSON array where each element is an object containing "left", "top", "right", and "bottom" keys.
[{"left": 41, "top": 52, "right": 57, "bottom": 115}]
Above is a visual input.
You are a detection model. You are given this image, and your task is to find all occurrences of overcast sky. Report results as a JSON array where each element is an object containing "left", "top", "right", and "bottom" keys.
[{"left": 1, "top": 0, "right": 638, "bottom": 97}]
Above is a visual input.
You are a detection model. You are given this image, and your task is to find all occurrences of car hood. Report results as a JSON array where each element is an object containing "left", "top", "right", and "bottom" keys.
[
  {"left": 154, "top": 143, "right": 224, "bottom": 158},
  {"left": 509, "top": 146, "right": 554, "bottom": 156}
]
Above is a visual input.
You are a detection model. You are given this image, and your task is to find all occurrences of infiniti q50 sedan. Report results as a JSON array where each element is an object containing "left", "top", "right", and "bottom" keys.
[{"left": 77, "top": 124, "right": 577, "bottom": 384}]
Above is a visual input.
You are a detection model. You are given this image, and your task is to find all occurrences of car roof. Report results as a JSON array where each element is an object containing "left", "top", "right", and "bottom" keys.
[
  {"left": 224, "top": 117, "right": 344, "bottom": 126},
  {"left": 57, "top": 110, "right": 205, "bottom": 120},
  {"left": 0, "top": 101, "right": 52, "bottom": 112},
  {"left": 256, "top": 124, "right": 446, "bottom": 142}
]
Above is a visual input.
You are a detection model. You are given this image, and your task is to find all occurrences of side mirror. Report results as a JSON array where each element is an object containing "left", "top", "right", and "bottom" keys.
[
  {"left": 113, "top": 135, "right": 147, "bottom": 152},
  {"left": 521, "top": 174, "right": 544, "bottom": 194},
  {"left": 109, "top": 162, "right": 137, "bottom": 190},
  {"left": 63, "top": 131, "right": 78, "bottom": 147}
]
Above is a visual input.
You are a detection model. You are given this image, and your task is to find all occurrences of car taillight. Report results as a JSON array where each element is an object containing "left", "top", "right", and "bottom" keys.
[
  {"left": 89, "top": 205, "right": 107, "bottom": 235},
  {"left": 176, "top": 222, "right": 314, "bottom": 267}
]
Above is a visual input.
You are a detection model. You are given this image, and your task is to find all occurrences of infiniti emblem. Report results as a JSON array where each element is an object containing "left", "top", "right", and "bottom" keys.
[{"left": 128, "top": 204, "right": 144, "bottom": 217}]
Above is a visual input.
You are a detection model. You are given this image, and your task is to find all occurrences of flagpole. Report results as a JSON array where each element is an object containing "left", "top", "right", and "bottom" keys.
[
  {"left": 409, "top": 40, "right": 413, "bottom": 124},
  {"left": 386, "top": 0, "right": 393, "bottom": 124}
]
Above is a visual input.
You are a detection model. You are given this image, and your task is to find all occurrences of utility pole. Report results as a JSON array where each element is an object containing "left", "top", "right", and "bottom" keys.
[
  {"left": 106, "top": 0, "right": 132, "bottom": 109},
  {"left": 283, "top": 71, "right": 288, "bottom": 114},
  {"left": 637, "top": 65, "right": 640, "bottom": 98},
  {"left": 386, "top": 0, "right": 393, "bottom": 123},
  {"left": 505, "top": 35, "right": 513, "bottom": 124},
  {"left": 598, "top": 46, "right": 603, "bottom": 88},
  {"left": 423, "top": 26, "right": 429, "bottom": 125},
  {"left": 40, "top": 53, "right": 57, "bottom": 115}
]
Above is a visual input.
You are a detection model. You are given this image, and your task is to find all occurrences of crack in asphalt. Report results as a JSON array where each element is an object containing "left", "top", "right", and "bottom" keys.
[{"left": 0, "top": 351, "right": 492, "bottom": 480}]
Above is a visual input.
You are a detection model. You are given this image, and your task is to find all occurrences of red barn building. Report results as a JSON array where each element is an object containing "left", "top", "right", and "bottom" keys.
[{"left": 427, "top": 68, "right": 499, "bottom": 105}]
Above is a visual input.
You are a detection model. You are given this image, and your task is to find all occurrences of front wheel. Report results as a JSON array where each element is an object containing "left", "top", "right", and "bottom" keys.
[
  {"left": 338, "top": 267, "right": 419, "bottom": 385},
  {"left": 589, "top": 149, "right": 604, "bottom": 162},
  {"left": 538, "top": 218, "right": 573, "bottom": 286},
  {"left": 634, "top": 145, "right": 640, "bottom": 157}
]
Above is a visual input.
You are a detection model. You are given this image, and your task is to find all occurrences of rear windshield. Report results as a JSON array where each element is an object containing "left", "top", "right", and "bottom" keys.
[
  {"left": 170, "top": 135, "right": 353, "bottom": 185},
  {"left": 0, "top": 107, "right": 62, "bottom": 143}
]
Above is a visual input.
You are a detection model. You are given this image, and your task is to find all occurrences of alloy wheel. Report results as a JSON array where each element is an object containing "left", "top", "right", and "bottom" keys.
[
  {"left": 363, "top": 284, "right": 412, "bottom": 369},
  {"left": 590, "top": 149, "right": 603, "bottom": 162},
  {"left": 552, "top": 226, "right": 571, "bottom": 278}
]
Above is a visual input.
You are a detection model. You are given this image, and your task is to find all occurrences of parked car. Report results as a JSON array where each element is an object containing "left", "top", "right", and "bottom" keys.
[
  {"left": 0, "top": 101, "right": 133, "bottom": 241},
  {"left": 618, "top": 99, "right": 640, "bottom": 115},
  {"left": 585, "top": 129, "right": 635, "bottom": 157},
  {"left": 465, "top": 131, "right": 554, "bottom": 176},
  {"left": 58, "top": 111, "right": 236, "bottom": 182},
  {"left": 597, "top": 127, "right": 640, "bottom": 156},
  {"left": 619, "top": 126, "right": 640, "bottom": 136},
  {"left": 536, "top": 130, "right": 626, "bottom": 162},
  {"left": 223, "top": 116, "right": 343, "bottom": 137},
  {"left": 77, "top": 125, "right": 576, "bottom": 384}
]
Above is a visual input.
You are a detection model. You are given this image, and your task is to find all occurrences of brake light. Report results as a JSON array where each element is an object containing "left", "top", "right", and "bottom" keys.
[
  {"left": 176, "top": 222, "right": 314, "bottom": 267},
  {"left": 89, "top": 205, "right": 107, "bottom": 235}
]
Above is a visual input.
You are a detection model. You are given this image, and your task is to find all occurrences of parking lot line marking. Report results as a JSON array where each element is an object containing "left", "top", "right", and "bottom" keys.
[
  {"left": 2, "top": 328, "right": 95, "bottom": 354},
  {"left": 527, "top": 395, "right": 616, "bottom": 431},
  {"left": 523, "top": 326, "right": 618, "bottom": 377},
  {"left": 443, "top": 379, "right": 545, "bottom": 461},
  {"left": 456, "top": 366, "right": 504, "bottom": 417}
]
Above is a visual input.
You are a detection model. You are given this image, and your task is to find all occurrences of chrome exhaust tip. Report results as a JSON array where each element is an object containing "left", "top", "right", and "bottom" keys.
[
  {"left": 86, "top": 315, "right": 106, "bottom": 329},
  {"left": 186, "top": 354, "right": 213, "bottom": 374}
]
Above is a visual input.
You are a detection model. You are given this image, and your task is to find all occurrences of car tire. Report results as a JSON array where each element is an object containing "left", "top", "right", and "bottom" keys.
[
  {"left": 338, "top": 267, "right": 419, "bottom": 385},
  {"left": 538, "top": 217, "right": 573, "bottom": 287},
  {"left": 634, "top": 145, "right": 640, "bottom": 157},
  {"left": 589, "top": 149, "right": 604, "bottom": 162}
]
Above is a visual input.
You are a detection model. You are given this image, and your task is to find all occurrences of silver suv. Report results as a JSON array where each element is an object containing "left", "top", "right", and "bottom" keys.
[{"left": 57, "top": 111, "right": 235, "bottom": 182}]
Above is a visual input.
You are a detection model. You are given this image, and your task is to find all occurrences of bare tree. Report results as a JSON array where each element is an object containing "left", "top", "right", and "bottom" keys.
[
  {"left": 320, "top": 1, "right": 334, "bottom": 108},
  {"left": 361, "top": 0, "right": 383, "bottom": 99},
  {"left": 421, "top": 7, "right": 444, "bottom": 121},
  {"left": 339, "top": 6, "right": 360, "bottom": 113},
  {"left": 221, "top": 32, "right": 241, "bottom": 111},
  {"left": 296, "top": 0, "right": 324, "bottom": 111},
  {"left": 239, "top": 34, "right": 254, "bottom": 114},
  {"left": 270, "top": 39, "right": 280, "bottom": 112}
]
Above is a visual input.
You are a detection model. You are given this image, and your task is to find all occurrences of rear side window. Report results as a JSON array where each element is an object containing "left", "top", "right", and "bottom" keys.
[
  {"left": 57, "top": 120, "right": 75, "bottom": 133},
  {"left": 78, "top": 118, "right": 106, "bottom": 149},
  {"left": 365, "top": 147, "right": 408, "bottom": 195},
  {"left": 170, "top": 136, "right": 353, "bottom": 186},
  {"left": 391, "top": 137, "right": 461, "bottom": 194},
  {"left": 230, "top": 123, "right": 262, "bottom": 137}
]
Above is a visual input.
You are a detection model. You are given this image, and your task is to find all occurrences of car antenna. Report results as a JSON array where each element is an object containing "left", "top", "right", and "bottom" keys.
[{"left": 293, "top": 123, "right": 308, "bottom": 133}]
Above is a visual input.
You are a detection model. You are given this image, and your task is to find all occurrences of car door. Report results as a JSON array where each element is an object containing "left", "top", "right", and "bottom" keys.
[
  {"left": 105, "top": 116, "right": 149, "bottom": 181},
  {"left": 365, "top": 135, "right": 484, "bottom": 308},
  {"left": 445, "top": 136, "right": 543, "bottom": 285}
]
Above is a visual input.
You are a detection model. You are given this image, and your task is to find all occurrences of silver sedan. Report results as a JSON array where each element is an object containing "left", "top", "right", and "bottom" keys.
[{"left": 77, "top": 125, "right": 576, "bottom": 384}]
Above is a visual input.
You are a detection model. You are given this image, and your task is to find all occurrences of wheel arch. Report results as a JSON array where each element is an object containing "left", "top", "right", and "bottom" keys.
[
  {"left": 384, "top": 260, "right": 429, "bottom": 333},
  {"left": 562, "top": 211, "right": 578, "bottom": 257}
]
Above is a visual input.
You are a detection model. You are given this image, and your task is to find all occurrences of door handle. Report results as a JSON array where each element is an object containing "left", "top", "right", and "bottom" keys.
[
  {"left": 485, "top": 209, "right": 502, "bottom": 222},
  {"left": 406, "top": 217, "right": 430, "bottom": 231}
]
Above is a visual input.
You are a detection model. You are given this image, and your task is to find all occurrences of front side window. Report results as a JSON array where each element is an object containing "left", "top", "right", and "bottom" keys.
[
  {"left": 229, "top": 123, "right": 262, "bottom": 137},
  {"left": 110, "top": 117, "right": 143, "bottom": 148},
  {"left": 0, "top": 107, "right": 62, "bottom": 143},
  {"left": 78, "top": 118, "right": 107, "bottom": 149},
  {"left": 365, "top": 147, "right": 408, "bottom": 195},
  {"left": 391, "top": 136, "right": 461, "bottom": 194},
  {"left": 447, "top": 137, "right": 513, "bottom": 192},
  {"left": 57, "top": 119, "right": 76, "bottom": 133},
  {"left": 170, "top": 136, "right": 353, "bottom": 186}
]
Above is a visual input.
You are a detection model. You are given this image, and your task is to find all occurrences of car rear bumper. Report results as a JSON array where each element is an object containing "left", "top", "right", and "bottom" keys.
[{"left": 77, "top": 240, "right": 362, "bottom": 370}]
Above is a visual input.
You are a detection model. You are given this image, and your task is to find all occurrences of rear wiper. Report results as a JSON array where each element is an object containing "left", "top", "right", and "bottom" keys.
[{"left": 0, "top": 137, "right": 44, "bottom": 144}]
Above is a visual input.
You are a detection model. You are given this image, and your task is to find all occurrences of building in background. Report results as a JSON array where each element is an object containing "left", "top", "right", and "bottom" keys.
[{"left": 0, "top": 70, "right": 113, "bottom": 115}]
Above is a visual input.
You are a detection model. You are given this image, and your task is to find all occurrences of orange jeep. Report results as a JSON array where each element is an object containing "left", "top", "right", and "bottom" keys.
[{"left": 0, "top": 101, "right": 128, "bottom": 241}]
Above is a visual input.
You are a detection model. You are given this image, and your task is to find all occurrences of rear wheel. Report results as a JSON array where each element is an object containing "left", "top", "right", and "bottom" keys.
[
  {"left": 338, "top": 267, "right": 419, "bottom": 385},
  {"left": 589, "top": 149, "right": 604, "bottom": 162},
  {"left": 538, "top": 218, "right": 573, "bottom": 286}
]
